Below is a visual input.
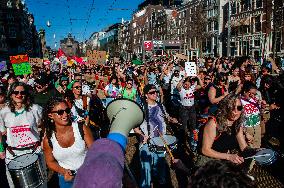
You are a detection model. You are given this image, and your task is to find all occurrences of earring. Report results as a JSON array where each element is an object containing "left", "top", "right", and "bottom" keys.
[{"left": 50, "top": 119, "right": 54, "bottom": 123}]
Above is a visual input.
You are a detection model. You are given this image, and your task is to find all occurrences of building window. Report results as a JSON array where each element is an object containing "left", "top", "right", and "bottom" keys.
[
  {"left": 214, "top": 21, "right": 218, "bottom": 30},
  {"left": 254, "top": 39, "right": 260, "bottom": 47},
  {"left": 231, "top": 2, "right": 237, "bottom": 15},
  {"left": 255, "top": 16, "right": 261, "bottom": 32},
  {"left": 256, "top": 0, "right": 262, "bottom": 8}
]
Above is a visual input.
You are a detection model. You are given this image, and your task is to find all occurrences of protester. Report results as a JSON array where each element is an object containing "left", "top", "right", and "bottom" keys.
[
  {"left": 240, "top": 81, "right": 262, "bottom": 148},
  {"left": 104, "top": 76, "right": 121, "bottom": 106},
  {"left": 134, "top": 84, "right": 178, "bottom": 187},
  {"left": 42, "top": 97, "right": 93, "bottom": 188},
  {"left": 65, "top": 80, "right": 90, "bottom": 126},
  {"left": 196, "top": 94, "right": 248, "bottom": 167},
  {"left": 0, "top": 82, "right": 47, "bottom": 187},
  {"left": 176, "top": 76, "right": 203, "bottom": 152},
  {"left": 120, "top": 78, "right": 137, "bottom": 101}
]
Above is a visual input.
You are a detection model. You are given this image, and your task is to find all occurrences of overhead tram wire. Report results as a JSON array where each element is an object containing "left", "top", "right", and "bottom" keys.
[
  {"left": 66, "top": 0, "right": 73, "bottom": 33},
  {"left": 82, "top": 0, "right": 95, "bottom": 41}
]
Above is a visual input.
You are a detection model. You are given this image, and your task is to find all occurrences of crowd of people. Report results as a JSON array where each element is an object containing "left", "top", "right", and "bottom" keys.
[{"left": 0, "top": 55, "right": 283, "bottom": 188}]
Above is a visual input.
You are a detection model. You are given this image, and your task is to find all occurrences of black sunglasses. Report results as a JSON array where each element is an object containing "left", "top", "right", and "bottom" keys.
[
  {"left": 73, "top": 86, "right": 82, "bottom": 89},
  {"left": 205, "top": 77, "right": 211, "bottom": 80},
  {"left": 12, "top": 91, "right": 26, "bottom": 95},
  {"left": 236, "top": 105, "right": 243, "bottom": 111},
  {"left": 148, "top": 90, "right": 158, "bottom": 95},
  {"left": 52, "top": 108, "right": 71, "bottom": 115}
]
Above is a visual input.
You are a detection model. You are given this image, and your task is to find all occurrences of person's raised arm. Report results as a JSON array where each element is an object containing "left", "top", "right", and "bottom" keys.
[{"left": 208, "top": 86, "right": 227, "bottom": 104}]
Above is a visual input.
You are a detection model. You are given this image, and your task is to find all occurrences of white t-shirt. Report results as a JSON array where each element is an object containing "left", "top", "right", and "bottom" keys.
[
  {"left": 51, "top": 122, "right": 87, "bottom": 171},
  {"left": 241, "top": 97, "right": 261, "bottom": 127},
  {"left": 104, "top": 84, "right": 120, "bottom": 98},
  {"left": 180, "top": 85, "right": 196, "bottom": 107},
  {"left": 71, "top": 97, "right": 90, "bottom": 122},
  {"left": 82, "top": 84, "right": 91, "bottom": 95},
  {"left": 170, "top": 76, "right": 183, "bottom": 94},
  {"left": 0, "top": 104, "right": 42, "bottom": 148}
]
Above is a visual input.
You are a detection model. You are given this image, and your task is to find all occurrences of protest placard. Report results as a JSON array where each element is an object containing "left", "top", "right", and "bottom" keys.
[
  {"left": 12, "top": 62, "right": 32, "bottom": 75},
  {"left": 87, "top": 50, "right": 106, "bottom": 65},
  {"left": 10, "top": 55, "right": 32, "bottom": 75},
  {"left": 10, "top": 54, "right": 29, "bottom": 64},
  {"left": 0, "top": 61, "right": 7, "bottom": 72},
  {"left": 29, "top": 58, "right": 43, "bottom": 67},
  {"left": 185, "top": 62, "right": 197, "bottom": 77}
]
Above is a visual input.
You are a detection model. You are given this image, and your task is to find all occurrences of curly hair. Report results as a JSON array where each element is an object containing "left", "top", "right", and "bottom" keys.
[
  {"left": 42, "top": 97, "right": 70, "bottom": 141},
  {"left": 188, "top": 160, "right": 254, "bottom": 188},
  {"left": 215, "top": 93, "right": 244, "bottom": 133},
  {"left": 7, "top": 82, "right": 33, "bottom": 113}
]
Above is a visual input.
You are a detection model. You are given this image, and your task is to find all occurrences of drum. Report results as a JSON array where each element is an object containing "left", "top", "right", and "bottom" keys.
[
  {"left": 254, "top": 148, "right": 277, "bottom": 166},
  {"left": 149, "top": 135, "right": 178, "bottom": 153},
  {"left": 8, "top": 153, "right": 45, "bottom": 188}
]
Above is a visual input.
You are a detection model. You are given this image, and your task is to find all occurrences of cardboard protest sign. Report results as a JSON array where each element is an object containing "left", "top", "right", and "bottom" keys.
[
  {"left": 10, "top": 54, "right": 29, "bottom": 64},
  {"left": 0, "top": 61, "right": 7, "bottom": 72},
  {"left": 12, "top": 62, "right": 32, "bottom": 75},
  {"left": 10, "top": 55, "right": 32, "bottom": 75},
  {"left": 185, "top": 62, "right": 197, "bottom": 77},
  {"left": 87, "top": 50, "right": 106, "bottom": 65},
  {"left": 29, "top": 58, "right": 43, "bottom": 68}
]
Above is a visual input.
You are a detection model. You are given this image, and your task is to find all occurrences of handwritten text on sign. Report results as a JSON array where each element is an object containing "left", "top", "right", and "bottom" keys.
[{"left": 12, "top": 62, "right": 32, "bottom": 75}]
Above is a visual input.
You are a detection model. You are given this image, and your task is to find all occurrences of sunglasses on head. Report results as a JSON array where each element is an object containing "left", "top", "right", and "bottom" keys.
[
  {"left": 13, "top": 91, "right": 26, "bottom": 95},
  {"left": 73, "top": 86, "right": 82, "bottom": 89},
  {"left": 236, "top": 105, "right": 243, "bottom": 111},
  {"left": 51, "top": 108, "right": 71, "bottom": 115},
  {"left": 148, "top": 90, "right": 158, "bottom": 95}
]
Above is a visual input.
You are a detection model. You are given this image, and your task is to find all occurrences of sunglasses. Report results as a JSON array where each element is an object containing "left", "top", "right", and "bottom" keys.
[
  {"left": 236, "top": 105, "right": 243, "bottom": 111},
  {"left": 205, "top": 77, "right": 211, "bottom": 80},
  {"left": 51, "top": 108, "right": 71, "bottom": 115},
  {"left": 12, "top": 91, "right": 26, "bottom": 95},
  {"left": 73, "top": 86, "right": 82, "bottom": 89},
  {"left": 148, "top": 90, "right": 158, "bottom": 95},
  {"left": 127, "top": 82, "right": 133, "bottom": 85}
]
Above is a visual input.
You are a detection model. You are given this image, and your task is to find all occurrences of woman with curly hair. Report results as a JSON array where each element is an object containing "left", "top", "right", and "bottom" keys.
[
  {"left": 42, "top": 97, "right": 93, "bottom": 188},
  {"left": 65, "top": 80, "right": 90, "bottom": 126},
  {"left": 196, "top": 94, "right": 248, "bottom": 167},
  {"left": 0, "top": 82, "right": 47, "bottom": 187}
]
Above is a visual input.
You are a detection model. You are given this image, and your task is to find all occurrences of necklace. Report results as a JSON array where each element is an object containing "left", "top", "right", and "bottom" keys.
[{"left": 14, "top": 109, "right": 25, "bottom": 117}]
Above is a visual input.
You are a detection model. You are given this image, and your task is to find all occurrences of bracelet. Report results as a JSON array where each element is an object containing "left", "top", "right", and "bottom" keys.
[{"left": 0, "top": 142, "right": 4, "bottom": 152}]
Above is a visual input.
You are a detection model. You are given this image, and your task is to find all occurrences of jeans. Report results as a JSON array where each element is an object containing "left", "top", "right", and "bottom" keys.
[
  {"left": 139, "top": 144, "right": 166, "bottom": 188},
  {"left": 58, "top": 174, "right": 74, "bottom": 188}
]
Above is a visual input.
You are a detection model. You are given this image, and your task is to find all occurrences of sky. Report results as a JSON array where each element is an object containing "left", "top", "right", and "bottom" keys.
[{"left": 25, "top": 0, "right": 144, "bottom": 48}]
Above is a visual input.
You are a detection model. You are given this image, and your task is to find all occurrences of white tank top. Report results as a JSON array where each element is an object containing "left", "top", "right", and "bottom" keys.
[
  {"left": 51, "top": 122, "right": 87, "bottom": 171},
  {"left": 179, "top": 85, "right": 196, "bottom": 107}
]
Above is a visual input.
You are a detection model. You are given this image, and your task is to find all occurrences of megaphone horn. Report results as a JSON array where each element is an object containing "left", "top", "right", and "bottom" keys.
[{"left": 106, "top": 99, "right": 144, "bottom": 137}]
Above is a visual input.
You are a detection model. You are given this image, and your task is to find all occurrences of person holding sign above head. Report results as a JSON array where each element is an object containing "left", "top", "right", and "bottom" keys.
[{"left": 176, "top": 75, "right": 203, "bottom": 152}]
